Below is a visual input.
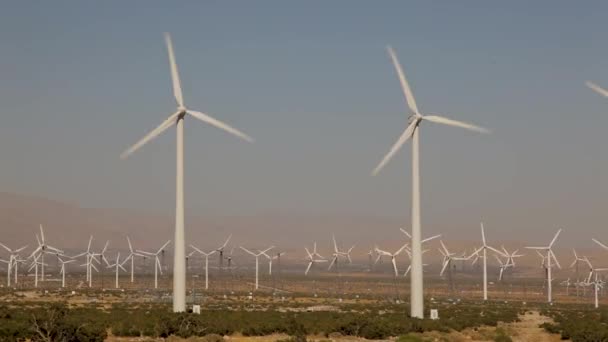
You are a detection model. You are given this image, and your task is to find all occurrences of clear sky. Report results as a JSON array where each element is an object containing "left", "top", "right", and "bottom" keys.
[{"left": 0, "top": 1, "right": 607, "bottom": 245}]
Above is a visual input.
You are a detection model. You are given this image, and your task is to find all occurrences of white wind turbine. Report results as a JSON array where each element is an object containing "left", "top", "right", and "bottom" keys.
[
  {"left": 215, "top": 234, "right": 232, "bottom": 275},
  {"left": 240, "top": 246, "right": 274, "bottom": 290},
  {"left": 28, "top": 254, "right": 47, "bottom": 288},
  {"left": 328, "top": 234, "right": 355, "bottom": 271},
  {"left": 582, "top": 257, "right": 596, "bottom": 284},
  {"left": 372, "top": 46, "right": 489, "bottom": 318},
  {"left": 586, "top": 81, "right": 608, "bottom": 97},
  {"left": 106, "top": 252, "right": 127, "bottom": 289},
  {"left": 304, "top": 246, "right": 327, "bottom": 276},
  {"left": 525, "top": 229, "right": 562, "bottom": 303},
  {"left": 375, "top": 244, "right": 409, "bottom": 278},
  {"left": 494, "top": 255, "right": 508, "bottom": 281},
  {"left": 591, "top": 269, "right": 608, "bottom": 309},
  {"left": 0, "top": 243, "right": 27, "bottom": 287},
  {"left": 29, "top": 224, "right": 63, "bottom": 282},
  {"left": 123, "top": 236, "right": 144, "bottom": 283},
  {"left": 470, "top": 223, "right": 506, "bottom": 301},
  {"left": 73, "top": 236, "right": 98, "bottom": 286},
  {"left": 501, "top": 246, "right": 524, "bottom": 268},
  {"left": 189, "top": 245, "right": 216, "bottom": 290},
  {"left": 137, "top": 240, "right": 171, "bottom": 289},
  {"left": 120, "top": 33, "right": 253, "bottom": 312},
  {"left": 265, "top": 251, "right": 286, "bottom": 276},
  {"left": 57, "top": 256, "right": 75, "bottom": 288},
  {"left": 570, "top": 249, "right": 586, "bottom": 283},
  {"left": 438, "top": 241, "right": 469, "bottom": 292}
]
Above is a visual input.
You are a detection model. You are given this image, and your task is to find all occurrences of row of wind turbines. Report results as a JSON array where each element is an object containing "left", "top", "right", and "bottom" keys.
[
  {"left": 4, "top": 29, "right": 606, "bottom": 315},
  {"left": 4, "top": 223, "right": 608, "bottom": 307}
]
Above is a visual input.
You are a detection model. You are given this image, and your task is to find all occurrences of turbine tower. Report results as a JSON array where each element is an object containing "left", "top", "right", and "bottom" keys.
[
  {"left": 120, "top": 33, "right": 253, "bottom": 312},
  {"left": 371, "top": 46, "right": 489, "bottom": 318},
  {"left": 525, "top": 229, "right": 562, "bottom": 303}
]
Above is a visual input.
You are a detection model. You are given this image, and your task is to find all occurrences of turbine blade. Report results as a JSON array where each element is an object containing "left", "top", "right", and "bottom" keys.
[
  {"left": 187, "top": 110, "right": 254, "bottom": 143},
  {"left": 550, "top": 250, "right": 561, "bottom": 269},
  {"left": 440, "top": 260, "right": 449, "bottom": 276},
  {"left": 127, "top": 236, "right": 133, "bottom": 253},
  {"left": 400, "top": 228, "right": 411, "bottom": 238},
  {"left": 157, "top": 240, "right": 171, "bottom": 254},
  {"left": 549, "top": 229, "right": 562, "bottom": 248},
  {"left": 240, "top": 246, "right": 256, "bottom": 256},
  {"left": 480, "top": 222, "right": 486, "bottom": 245},
  {"left": 422, "top": 234, "right": 441, "bottom": 244},
  {"left": 164, "top": 32, "right": 184, "bottom": 107},
  {"left": 423, "top": 115, "right": 490, "bottom": 134},
  {"left": 372, "top": 119, "right": 418, "bottom": 176},
  {"left": 386, "top": 46, "right": 419, "bottom": 114},
  {"left": 586, "top": 81, "right": 608, "bottom": 98},
  {"left": 392, "top": 258, "right": 398, "bottom": 277},
  {"left": 332, "top": 234, "right": 338, "bottom": 253},
  {"left": 0, "top": 243, "right": 11, "bottom": 253},
  {"left": 305, "top": 261, "right": 312, "bottom": 275},
  {"left": 593, "top": 238, "right": 608, "bottom": 250},
  {"left": 221, "top": 234, "right": 232, "bottom": 249},
  {"left": 39, "top": 224, "right": 45, "bottom": 244},
  {"left": 120, "top": 111, "right": 180, "bottom": 159},
  {"left": 328, "top": 256, "right": 336, "bottom": 270}
]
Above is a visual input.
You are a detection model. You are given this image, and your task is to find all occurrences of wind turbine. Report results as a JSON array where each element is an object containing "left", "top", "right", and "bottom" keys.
[
  {"left": 73, "top": 236, "right": 99, "bottom": 287},
  {"left": 592, "top": 269, "right": 608, "bottom": 308},
  {"left": 215, "top": 234, "right": 232, "bottom": 279},
  {"left": 311, "top": 242, "right": 324, "bottom": 259},
  {"left": 28, "top": 254, "right": 47, "bottom": 288},
  {"left": 582, "top": 257, "right": 596, "bottom": 284},
  {"left": 438, "top": 241, "right": 469, "bottom": 292},
  {"left": 106, "top": 252, "right": 127, "bottom": 289},
  {"left": 240, "top": 246, "right": 274, "bottom": 290},
  {"left": 304, "top": 247, "right": 327, "bottom": 276},
  {"left": 120, "top": 33, "right": 253, "bottom": 312},
  {"left": 570, "top": 249, "right": 586, "bottom": 283},
  {"left": 328, "top": 234, "right": 355, "bottom": 271},
  {"left": 371, "top": 46, "right": 489, "bottom": 318},
  {"left": 525, "top": 229, "right": 562, "bottom": 303},
  {"left": 29, "top": 225, "right": 63, "bottom": 282},
  {"left": 137, "top": 240, "right": 171, "bottom": 289},
  {"left": 57, "top": 256, "right": 75, "bottom": 288},
  {"left": 470, "top": 223, "right": 506, "bottom": 301},
  {"left": 123, "top": 236, "right": 144, "bottom": 283},
  {"left": 189, "top": 245, "right": 216, "bottom": 290},
  {"left": 586, "top": 81, "right": 608, "bottom": 97},
  {"left": 375, "top": 244, "right": 409, "bottom": 278},
  {"left": 494, "top": 255, "right": 508, "bottom": 282},
  {"left": 0, "top": 243, "right": 27, "bottom": 287},
  {"left": 501, "top": 246, "right": 524, "bottom": 268}
]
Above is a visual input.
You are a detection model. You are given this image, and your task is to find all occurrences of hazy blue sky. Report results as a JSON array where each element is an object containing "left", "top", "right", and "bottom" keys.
[{"left": 1, "top": 1, "right": 607, "bottom": 244}]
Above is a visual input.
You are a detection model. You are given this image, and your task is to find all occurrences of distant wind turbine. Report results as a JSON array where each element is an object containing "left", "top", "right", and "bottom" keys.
[
  {"left": 372, "top": 46, "right": 489, "bottom": 318},
  {"left": 120, "top": 33, "right": 253, "bottom": 312},
  {"left": 525, "top": 229, "right": 562, "bottom": 303}
]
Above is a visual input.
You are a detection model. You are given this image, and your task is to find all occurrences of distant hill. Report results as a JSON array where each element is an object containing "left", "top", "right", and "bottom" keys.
[{"left": 0, "top": 192, "right": 601, "bottom": 271}]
